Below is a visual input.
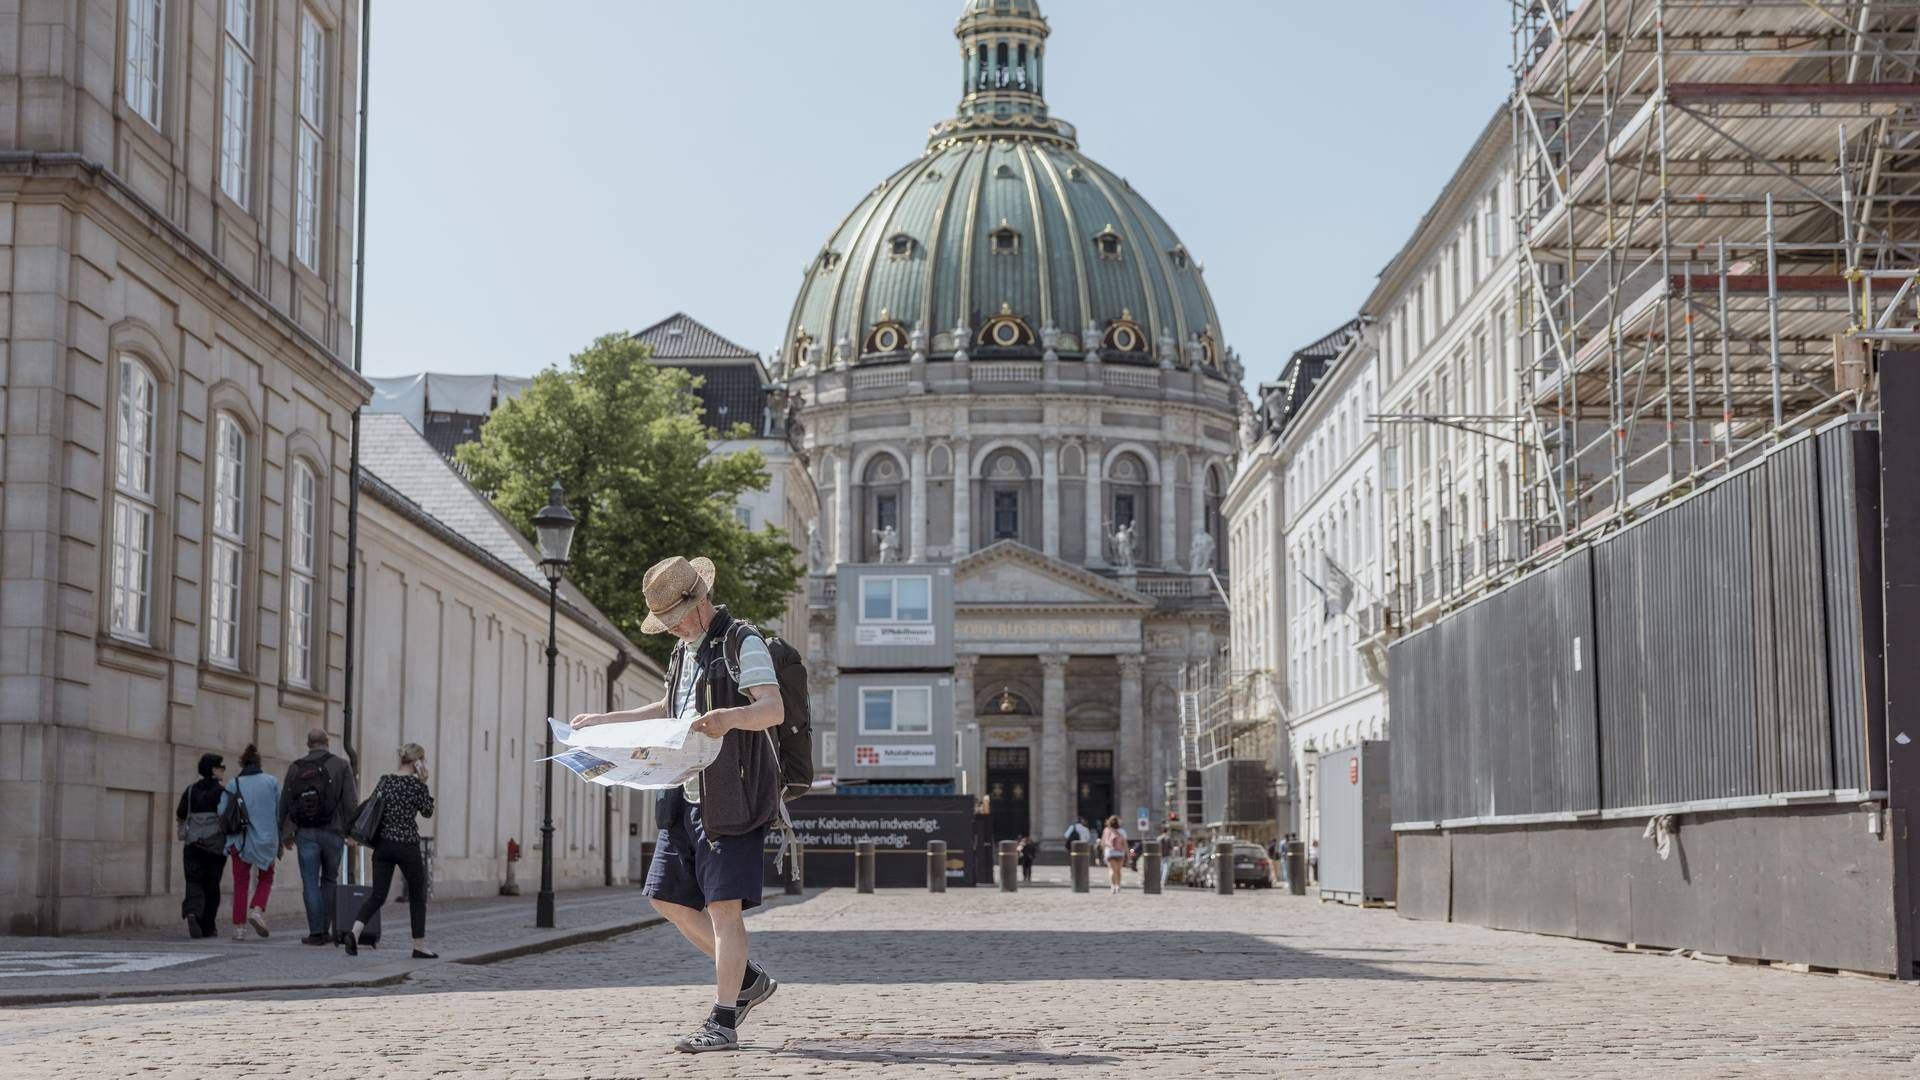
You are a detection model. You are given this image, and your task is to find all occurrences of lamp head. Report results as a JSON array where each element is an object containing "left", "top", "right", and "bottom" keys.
[{"left": 533, "top": 481, "right": 576, "bottom": 582}]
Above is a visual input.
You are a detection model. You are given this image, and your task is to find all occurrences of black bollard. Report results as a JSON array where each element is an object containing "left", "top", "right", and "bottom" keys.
[
  {"left": 1071, "top": 841, "right": 1090, "bottom": 893},
  {"left": 1214, "top": 841, "right": 1234, "bottom": 895},
  {"left": 928, "top": 840, "right": 947, "bottom": 893},
  {"left": 856, "top": 840, "right": 876, "bottom": 894},
  {"left": 784, "top": 844, "right": 804, "bottom": 896},
  {"left": 1142, "top": 839, "right": 1162, "bottom": 895},
  {"left": 1285, "top": 840, "right": 1306, "bottom": 896},
  {"left": 998, "top": 841, "right": 1018, "bottom": 893}
]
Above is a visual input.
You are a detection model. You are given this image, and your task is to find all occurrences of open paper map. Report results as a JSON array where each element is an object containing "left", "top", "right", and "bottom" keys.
[{"left": 542, "top": 716, "right": 720, "bottom": 790}]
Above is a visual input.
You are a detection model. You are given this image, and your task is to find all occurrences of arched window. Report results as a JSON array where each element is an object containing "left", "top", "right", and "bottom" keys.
[
  {"left": 981, "top": 449, "right": 1031, "bottom": 544},
  {"left": 207, "top": 412, "right": 247, "bottom": 667},
  {"left": 286, "top": 459, "right": 318, "bottom": 687},
  {"left": 861, "top": 453, "right": 906, "bottom": 561},
  {"left": 1107, "top": 452, "right": 1152, "bottom": 564},
  {"left": 110, "top": 357, "right": 159, "bottom": 642}
]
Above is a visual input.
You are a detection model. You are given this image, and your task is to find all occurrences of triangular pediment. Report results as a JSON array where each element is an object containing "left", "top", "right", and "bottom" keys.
[{"left": 952, "top": 541, "right": 1153, "bottom": 608}]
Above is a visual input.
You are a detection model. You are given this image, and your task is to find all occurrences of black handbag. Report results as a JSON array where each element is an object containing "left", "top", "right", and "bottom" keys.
[
  {"left": 219, "top": 780, "right": 252, "bottom": 836},
  {"left": 348, "top": 777, "right": 387, "bottom": 846}
]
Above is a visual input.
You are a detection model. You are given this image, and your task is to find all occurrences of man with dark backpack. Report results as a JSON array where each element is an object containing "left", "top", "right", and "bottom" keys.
[
  {"left": 571, "top": 555, "right": 804, "bottom": 1054},
  {"left": 279, "top": 726, "right": 359, "bottom": 945}
]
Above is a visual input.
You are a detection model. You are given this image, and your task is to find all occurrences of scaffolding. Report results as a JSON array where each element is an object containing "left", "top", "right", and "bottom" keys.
[
  {"left": 1180, "top": 656, "right": 1282, "bottom": 770},
  {"left": 1510, "top": 0, "right": 1920, "bottom": 540}
]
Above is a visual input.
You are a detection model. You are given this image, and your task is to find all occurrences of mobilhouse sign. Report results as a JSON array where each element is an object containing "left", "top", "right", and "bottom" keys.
[
  {"left": 854, "top": 744, "right": 938, "bottom": 768},
  {"left": 855, "top": 624, "right": 937, "bottom": 646}
]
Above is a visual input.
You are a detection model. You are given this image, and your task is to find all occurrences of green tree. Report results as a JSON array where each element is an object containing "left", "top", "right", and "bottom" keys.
[{"left": 456, "top": 332, "right": 804, "bottom": 667}]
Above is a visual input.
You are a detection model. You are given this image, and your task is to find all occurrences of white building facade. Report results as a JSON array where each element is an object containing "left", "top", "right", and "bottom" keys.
[
  {"left": 1225, "top": 321, "right": 1383, "bottom": 849},
  {"left": 1224, "top": 111, "right": 1536, "bottom": 850},
  {"left": 1367, "top": 114, "right": 1532, "bottom": 632},
  {"left": 1277, "top": 333, "right": 1386, "bottom": 847}
]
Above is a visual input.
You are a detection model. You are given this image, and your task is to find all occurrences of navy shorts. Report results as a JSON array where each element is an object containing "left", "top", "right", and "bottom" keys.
[{"left": 642, "top": 789, "right": 768, "bottom": 912}]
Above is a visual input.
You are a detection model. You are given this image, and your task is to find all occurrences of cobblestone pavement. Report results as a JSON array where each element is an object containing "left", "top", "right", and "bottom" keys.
[{"left": 5, "top": 870, "right": 1918, "bottom": 1078}]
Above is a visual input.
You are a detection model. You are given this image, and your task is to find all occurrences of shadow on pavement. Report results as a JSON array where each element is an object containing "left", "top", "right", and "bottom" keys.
[{"left": 761, "top": 1039, "right": 1116, "bottom": 1068}]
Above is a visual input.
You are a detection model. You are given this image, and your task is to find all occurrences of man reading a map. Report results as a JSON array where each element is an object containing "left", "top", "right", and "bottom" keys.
[{"left": 571, "top": 555, "right": 783, "bottom": 1053}]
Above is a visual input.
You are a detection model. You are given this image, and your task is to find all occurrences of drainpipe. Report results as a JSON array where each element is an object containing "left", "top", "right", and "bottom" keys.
[
  {"left": 603, "top": 648, "right": 631, "bottom": 886},
  {"left": 341, "top": 0, "right": 372, "bottom": 809}
]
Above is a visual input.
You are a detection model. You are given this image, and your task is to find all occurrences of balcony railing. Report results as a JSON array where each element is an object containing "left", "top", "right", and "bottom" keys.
[
  {"left": 853, "top": 366, "right": 911, "bottom": 391},
  {"left": 970, "top": 362, "right": 1041, "bottom": 383},
  {"left": 1103, "top": 367, "right": 1160, "bottom": 390}
]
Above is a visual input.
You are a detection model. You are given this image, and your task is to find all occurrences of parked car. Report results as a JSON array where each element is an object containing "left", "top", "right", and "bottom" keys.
[{"left": 1232, "top": 843, "right": 1273, "bottom": 888}]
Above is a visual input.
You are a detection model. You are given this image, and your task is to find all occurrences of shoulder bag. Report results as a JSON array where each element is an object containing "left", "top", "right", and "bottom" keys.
[{"left": 348, "top": 776, "right": 388, "bottom": 846}]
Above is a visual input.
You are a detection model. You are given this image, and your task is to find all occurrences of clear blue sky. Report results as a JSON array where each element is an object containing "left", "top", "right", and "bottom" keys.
[{"left": 361, "top": 1, "right": 1512, "bottom": 391}]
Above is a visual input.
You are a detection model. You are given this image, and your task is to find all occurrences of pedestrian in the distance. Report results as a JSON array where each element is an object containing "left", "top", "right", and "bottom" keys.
[
  {"left": 175, "top": 753, "right": 227, "bottom": 938},
  {"left": 1309, "top": 838, "right": 1320, "bottom": 884},
  {"left": 1099, "top": 815, "right": 1128, "bottom": 894},
  {"left": 570, "top": 556, "right": 786, "bottom": 1054},
  {"left": 224, "top": 744, "right": 281, "bottom": 941},
  {"left": 1064, "top": 815, "right": 1093, "bottom": 856},
  {"left": 279, "top": 726, "right": 359, "bottom": 945},
  {"left": 1016, "top": 834, "right": 1037, "bottom": 883},
  {"left": 341, "top": 742, "right": 437, "bottom": 959}
]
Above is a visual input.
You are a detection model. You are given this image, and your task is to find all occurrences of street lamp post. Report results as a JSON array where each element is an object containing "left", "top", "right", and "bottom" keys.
[{"left": 533, "top": 481, "right": 577, "bottom": 929}]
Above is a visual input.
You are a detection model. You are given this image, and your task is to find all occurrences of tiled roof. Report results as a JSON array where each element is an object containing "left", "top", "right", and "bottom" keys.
[
  {"left": 634, "top": 312, "right": 759, "bottom": 361},
  {"left": 1258, "top": 318, "right": 1365, "bottom": 433},
  {"left": 355, "top": 413, "right": 642, "bottom": 657}
]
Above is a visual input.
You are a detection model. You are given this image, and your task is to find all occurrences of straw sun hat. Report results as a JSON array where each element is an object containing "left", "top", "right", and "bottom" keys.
[{"left": 640, "top": 555, "right": 716, "bottom": 634}]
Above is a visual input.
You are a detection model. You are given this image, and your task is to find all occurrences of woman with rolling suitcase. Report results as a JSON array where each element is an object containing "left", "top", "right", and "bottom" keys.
[{"left": 341, "top": 742, "right": 437, "bottom": 959}]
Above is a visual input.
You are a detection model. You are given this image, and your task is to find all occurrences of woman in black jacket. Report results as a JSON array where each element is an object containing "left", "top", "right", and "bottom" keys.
[
  {"left": 174, "top": 753, "right": 228, "bottom": 938},
  {"left": 342, "top": 742, "right": 436, "bottom": 959}
]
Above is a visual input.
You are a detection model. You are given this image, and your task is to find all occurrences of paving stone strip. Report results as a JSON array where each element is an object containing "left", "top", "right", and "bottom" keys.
[{"left": 5, "top": 871, "right": 1918, "bottom": 1077}]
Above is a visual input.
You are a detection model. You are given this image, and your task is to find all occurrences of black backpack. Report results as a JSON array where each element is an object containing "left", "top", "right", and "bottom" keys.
[
  {"left": 722, "top": 620, "right": 815, "bottom": 801},
  {"left": 220, "top": 780, "right": 253, "bottom": 836},
  {"left": 289, "top": 755, "right": 336, "bottom": 828}
]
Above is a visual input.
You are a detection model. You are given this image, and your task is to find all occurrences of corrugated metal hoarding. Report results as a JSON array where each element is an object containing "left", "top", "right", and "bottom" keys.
[
  {"left": 1390, "top": 550, "right": 1597, "bottom": 823},
  {"left": 1390, "top": 422, "right": 1881, "bottom": 826}
]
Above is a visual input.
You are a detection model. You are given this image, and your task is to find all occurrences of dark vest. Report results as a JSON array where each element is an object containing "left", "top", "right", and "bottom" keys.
[{"left": 662, "top": 607, "right": 780, "bottom": 837}]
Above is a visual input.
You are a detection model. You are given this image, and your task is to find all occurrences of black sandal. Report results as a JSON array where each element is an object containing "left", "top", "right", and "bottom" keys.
[{"left": 411, "top": 949, "right": 438, "bottom": 959}]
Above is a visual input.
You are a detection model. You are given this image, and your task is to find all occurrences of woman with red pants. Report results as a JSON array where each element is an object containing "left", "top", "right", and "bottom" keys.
[{"left": 224, "top": 743, "right": 282, "bottom": 940}]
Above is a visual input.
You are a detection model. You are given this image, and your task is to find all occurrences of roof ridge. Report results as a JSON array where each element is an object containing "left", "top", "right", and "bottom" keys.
[{"left": 633, "top": 312, "right": 758, "bottom": 359}]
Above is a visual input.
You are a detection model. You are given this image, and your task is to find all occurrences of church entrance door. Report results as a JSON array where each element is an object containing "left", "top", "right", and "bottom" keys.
[
  {"left": 986, "top": 747, "right": 1031, "bottom": 843},
  {"left": 1076, "top": 749, "right": 1115, "bottom": 828}
]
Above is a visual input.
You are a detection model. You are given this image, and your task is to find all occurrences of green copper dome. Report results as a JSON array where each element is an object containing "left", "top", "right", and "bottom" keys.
[{"left": 779, "top": 1, "right": 1232, "bottom": 380}]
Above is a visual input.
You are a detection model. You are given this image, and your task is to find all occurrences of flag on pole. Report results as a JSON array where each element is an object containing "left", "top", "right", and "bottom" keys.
[
  {"left": 1322, "top": 553, "right": 1357, "bottom": 617},
  {"left": 1300, "top": 567, "right": 1335, "bottom": 623}
]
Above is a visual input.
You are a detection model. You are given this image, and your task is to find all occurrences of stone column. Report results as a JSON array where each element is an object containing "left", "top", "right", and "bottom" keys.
[
  {"left": 1118, "top": 653, "right": 1146, "bottom": 822},
  {"left": 1039, "top": 653, "right": 1070, "bottom": 842},
  {"left": 951, "top": 440, "right": 972, "bottom": 559},
  {"left": 1158, "top": 446, "right": 1180, "bottom": 570},
  {"left": 1084, "top": 439, "right": 1105, "bottom": 567},
  {"left": 953, "top": 654, "right": 979, "bottom": 795},
  {"left": 834, "top": 453, "right": 852, "bottom": 566},
  {"left": 1041, "top": 439, "right": 1061, "bottom": 559},
  {"left": 909, "top": 440, "right": 928, "bottom": 562}
]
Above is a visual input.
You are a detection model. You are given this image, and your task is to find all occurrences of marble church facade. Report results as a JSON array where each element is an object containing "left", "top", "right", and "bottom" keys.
[{"left": 781, "top": 1, "right": 1246, "bottom": 846}]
